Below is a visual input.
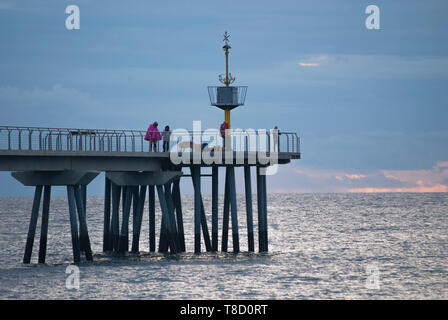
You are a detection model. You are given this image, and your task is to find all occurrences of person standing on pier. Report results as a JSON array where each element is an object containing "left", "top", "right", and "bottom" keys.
[
  {"left": 162, "top": 125, "right": 171, "bottom": 152},
  {"left": 145, "top": 121, "right": 162, "bottom": 152},
  {"left": 220, "top": 120, "right": 229, "bottom": 150},
  {"left": 272, "top": 126, "right": 280, "bottom": 152}
]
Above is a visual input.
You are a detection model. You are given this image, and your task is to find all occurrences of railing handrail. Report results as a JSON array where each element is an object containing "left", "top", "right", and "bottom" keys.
[
  {"left": 0, "top": 125, "right": 298, "bottom": 134},
  {"left": 0, "top": 125, "right": 300, "bottom": 154}
]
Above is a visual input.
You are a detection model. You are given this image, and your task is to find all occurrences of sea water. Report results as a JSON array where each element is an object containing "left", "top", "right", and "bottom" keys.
[{"left": 0, "top": 193, "right": 446, "bottom": 299}]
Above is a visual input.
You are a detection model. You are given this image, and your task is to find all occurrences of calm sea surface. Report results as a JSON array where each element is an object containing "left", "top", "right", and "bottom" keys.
[{"left": 0, "top": 193, "right": 446, "bottom": 299}]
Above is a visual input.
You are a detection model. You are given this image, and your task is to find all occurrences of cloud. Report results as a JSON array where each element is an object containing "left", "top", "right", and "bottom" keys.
[
  {"left": 348, "top": 185, "right": 448, "bottom": 193},
  {"left": 316, "top": 54, "right": 448, "bottom": 79},
  {"left": 297, "top": 55, "right": 327, "bottom": 67},
  {"left": 435, "top": 161, "right": 448, "bottom": 169},
  {"left": 298, "top": 62, "right": 320, "bottom": 67},
  {"left": 344, "top": 174, "right": 367, "bottom": 180},
  {"left": 244, "top": 54, "right": 448, "bottom": 87},
  {"left": 268, "top": 161, "right": 448, "bottom": 193}
]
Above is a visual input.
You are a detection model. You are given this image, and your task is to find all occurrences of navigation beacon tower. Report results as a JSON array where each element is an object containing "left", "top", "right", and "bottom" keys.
[{"left": 208, "top": 32, "right": 247, "bottom": 128}]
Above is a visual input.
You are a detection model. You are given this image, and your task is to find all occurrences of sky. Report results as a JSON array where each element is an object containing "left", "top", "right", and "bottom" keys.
[{"left": 0, "top": 0, "right": 447, "bottom": 196}]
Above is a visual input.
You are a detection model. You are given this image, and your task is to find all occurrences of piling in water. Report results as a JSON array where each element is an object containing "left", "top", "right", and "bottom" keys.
[
  {"left": 192, "top": 166, "right": 201, "bottom": 253},
  {"left": 228, "top": 166, "right": 240, "bottom": 253},
  {"left": 244, "top": 166, "right": 254, "bottom": 252},
  {"left": 74, "top": 185, "right": 93, "bottom": 261},
  {"left": 131, "top": 185, "right": 147, "bottom": 253},
  {"left": 23, "top": 186, "right": 42, "bottom": 264},
  {"left": 148, "top": 185, "right": 156, "bottom": 252},
  {"left": 38, "top": 185, "right": 51, "bottom": 263},
  {"left": 67, "top": 186, "right": 81, "bottom": 264},
  {"left": 172, "top": 179, "right": 186, "bottom": 252},
  {"left": 221, "top": 168, "right": 230, "bottom": 252},
  {"left": 211, "top": 166, "right": 219, "bottom": 252},
  {"left": 103, "top": 177, "right": 112, "bottom": 252}
]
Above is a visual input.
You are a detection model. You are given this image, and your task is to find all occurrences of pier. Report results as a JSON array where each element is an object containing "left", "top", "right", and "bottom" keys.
[
  {"left": 0, "top": 33, "right": 300, "bottom": 264},
  {"left": 0, "top": 126, "right": 299, "bottom": 263}
]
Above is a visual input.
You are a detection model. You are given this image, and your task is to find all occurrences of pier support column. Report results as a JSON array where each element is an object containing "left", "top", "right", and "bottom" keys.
[
  {"left": 148, "top": 185, "right": 156, "bottom": 252},
  {"left": 158, "top": 215, "right": 168, "bottom": 252},
  {"left": 192, "top": 166, "right": 201, "bottom": 253},
  {"left": 111, "top": 182, "right": 121, "bottom": 252},
  {"left": 164, "top": 182, "right": 181, "bottom": 251},
  {"left": 200, "top": 199, "right": 212, "bottom": 252},
  {"left": 172, "top": 179, "right": 185, "bottom": 252},
  {"left": 244, "top": 166, "right": 255, "bottom": 252},
  {"left": 23, "top": 185, "right": 43, "bottom": 264},
  {"left": 81, "top": 185, "right": 87, "bottom": 214},
  {"left": 118, "top": 185, "right": 128, "bottom": 252},
  {"left": 67, "top": 186, "right": 81, "bottom": 264},
  {"left": 257, "top": 167, "right": 268, "bottom": 252},
  {"left": 106, "top": 170, "right": 182, "bottom": 254},
  {"left": 13, "top": 170, "right": 99, "bottom": 264},
  {"left": 131, "top": 185, "right": 147, "bottom": 253},
  {"left": 74, "top": 186, "right": 93, "bottom": 261},
  {"left": 38, "top": 185, "right": 51, "bottom": 263},
  {"left": 191, "top": 169, "right": 212, "bottom": 252},
  {"left": 228, "top": 166, "right": 239, "bottom": 253},
  {"left": 103, "top": 177, "right": 112, "bottom": 252},
  {"left": 131, "top": 187, "right": 139, "bottom": 249},
  {"left": 211, "top": 166, "right": 219, "bottom": 252},
  {"left": 157, "top": 185, "right": 178, "bottom": 254},
  {"left": 221, "top": 168, "right": 230, "bottom": 252},
  {"left": 263, "top": 169, "right": 268, "bottom": 252},
  {"left": 118, "top": 186, "right": 133, "bottom": 253}
]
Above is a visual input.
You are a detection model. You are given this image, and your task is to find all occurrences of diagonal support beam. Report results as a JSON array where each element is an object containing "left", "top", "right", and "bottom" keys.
[
  {"left": 74, "top": 185, "right": 93, "bottom": 261},
  {"left": 23, "top": 185, "right": 43, "bottom": 264},
  {"left": 221, "top": 168, "right": 230, "bottom": 252},
  {"left": 156, "top": 185, "right": 179, "bottom": 254},
  {"left": 67, "top": 186, "right": 81, "bottom": 264},
  {"left": 38, "top": 185, "right": 51, "bottom": 263},
  {"left": 131, "top": 185, "right": 147, "bottom": 253},
  {"left": 191, "top": 170, "right": 212, "bottom": 252},
  {"left": 172, "top": 179, "right": 186, "bottom": 252},
  {"left": 118, "top": 186, "right": 133, "bottom": 253}
]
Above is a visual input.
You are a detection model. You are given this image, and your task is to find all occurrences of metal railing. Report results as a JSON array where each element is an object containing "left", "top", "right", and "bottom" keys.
[
  {"left": 0, "top": 126, "right": 300, "bottom": 154},
  {"left": 207, "top": 86, "right": 248, "bottom": 107}
]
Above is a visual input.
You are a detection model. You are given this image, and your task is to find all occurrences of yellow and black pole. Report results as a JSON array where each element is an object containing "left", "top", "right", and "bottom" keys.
[
  {"left": 224, "top": 42, "right": 230, "bottom": 125},
  {"left": 222, "top": 31, "right": 234, "bottom": 128}
]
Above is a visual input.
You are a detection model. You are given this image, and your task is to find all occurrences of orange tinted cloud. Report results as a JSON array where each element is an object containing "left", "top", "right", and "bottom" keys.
[
  {"left": 280, "top": 161, "right": 448, "bottom": 193},
  {"left": 345, "top": 174, "right": 367, "bottom": 180},
  {"left": 348, "top": 184, "right": 448, "bottom": 193}
]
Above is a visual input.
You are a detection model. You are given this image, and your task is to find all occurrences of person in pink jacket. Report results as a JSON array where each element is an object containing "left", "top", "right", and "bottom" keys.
[{"left": 145, "top": 121, "right": 162, "bottom": 152}]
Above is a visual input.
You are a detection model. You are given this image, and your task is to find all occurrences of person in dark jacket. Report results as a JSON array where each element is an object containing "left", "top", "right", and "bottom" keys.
[{"left": 162, "top": 125, "right": 171, "bottom": 152}]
